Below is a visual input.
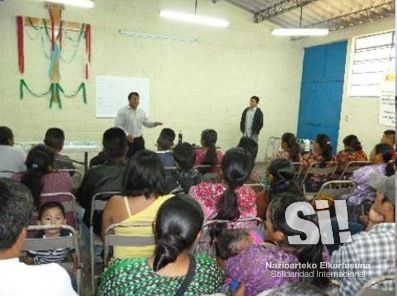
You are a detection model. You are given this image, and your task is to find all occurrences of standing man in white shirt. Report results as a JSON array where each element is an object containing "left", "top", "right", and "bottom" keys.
[
  {"left": 0, "top": 178, "right": 76, "bottom": 296},
  {"left": 240, "top": 96, "right": 264, "bottom": 143},
  {"left": 115, "top": 92, "right": 163, "bottom": 156}
]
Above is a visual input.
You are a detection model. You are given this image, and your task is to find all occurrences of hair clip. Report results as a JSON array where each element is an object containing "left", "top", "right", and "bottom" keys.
[
  {"left": 326, "top": 141, "right": 331, "bottom": 145},
  {"left": 32, "top": 163, "right": 39, "bottom": 169}
]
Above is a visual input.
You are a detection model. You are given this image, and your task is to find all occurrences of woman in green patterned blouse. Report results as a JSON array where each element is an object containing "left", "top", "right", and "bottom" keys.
[{"left": 98, "top": 196, "right": 225, "bottom": 295}]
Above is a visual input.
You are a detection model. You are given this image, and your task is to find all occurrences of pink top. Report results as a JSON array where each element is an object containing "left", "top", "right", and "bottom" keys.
[
  {"left": 12, "top": 171, "right": 73, "bottom": 195},
  {"left": 189, "top": 182, "right": 257, "bottom": 220},
  {"left": 12, "top": 171, "right": 74, "bottom": 227},
  {"left": 194, "top": 149, "right": 224, "bottom": 167}
]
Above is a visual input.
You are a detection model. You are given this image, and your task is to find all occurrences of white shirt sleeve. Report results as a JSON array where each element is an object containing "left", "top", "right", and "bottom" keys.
[{"left": 141, "top": 110, "right": 156, "bottom": 128}]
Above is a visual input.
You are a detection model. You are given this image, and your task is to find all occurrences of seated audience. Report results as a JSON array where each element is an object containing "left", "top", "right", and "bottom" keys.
[
  {"left": 336, "top": 135, "right": 368, "bottom": 173},
  {"left": 195, "top": 129, "right": 223, "bottom": 174},
  {"left": 237, "top": 136, "right": 261, "bottom": 182},
  {"left": 12, "top": 144, "right": 72, "bottom": 209},
  {"left": 257, "top": 159, "right": 301, "bottom": 220},
  {"left": 0, "top": 178, "right": 76, "bottom": 295},
  {"left": 330, "top": 173, "right": 395, "bottom": 295},
  {"left": 220, "top": 192, "right": 327, "bottom": 296},
  {"left": 347, "top": 143, "right": 394, "bottom": 220},
  {"left": 77, "top": 127, "right": 128, "bottom": 231},
  {"left": 0, "top": 126, "right": 26, "bottom": 178},
  {"left": 44, "top": 128, "right": 75, "bottom": 171},
  {"left": 381, "top": 129, "right": 395, "bottom": 148},
  {"left": 273, "top": 132, "right": 302, "bottom": 162},
  {"left": 156, "top": 128, "right": 176, "bottom": 168},
  {"left": 98, "top": 196, "right": 224, "bottom": 295},
  {"left": 302, "top": 134, "right": 335, "bottom": 168},
  {"left": 302, "top": 134, "right": 336, "bottom": 192},
  {"left": 172, "top": 142, "right": 201, "bottom": 193},
  {"left": 26, "top": 202, "right": 75, "bottom": 265},
  {"left": 189, "top": 147, "right": 257, "bottom": 221},
  {"left": 101, "top": 150, "right": 173, "bottom": 258}
]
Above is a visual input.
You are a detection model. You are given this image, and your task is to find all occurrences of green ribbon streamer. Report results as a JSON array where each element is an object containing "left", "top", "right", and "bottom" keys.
[
  {"left": 43, "top": 19, "right": 50, "bottom": 41},
  {"left": 19, "top": 80, "right": 87, "bottom": 109},
  {"left": 27, "top": 17, "right": 39, "bottom": 30},
  {"left": 19, "top": 79, "right": 52, "bottom": 99},
  {"left": 58, "top": 82, "right": 87, "bottom": 103},
  {"left": 50, "top": 83, "right": 62, "bottom": 109}
]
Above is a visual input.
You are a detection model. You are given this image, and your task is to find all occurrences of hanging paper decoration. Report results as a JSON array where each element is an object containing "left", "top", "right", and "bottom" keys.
[
  {"left": 17, "top": 16, "right": 24, "bottom": 74},
  {"left": 16, "top": 7, "right": 91, "bottom": 109},
  {"left": 20, "top": 79, "right": 87, "bottom": 109}
]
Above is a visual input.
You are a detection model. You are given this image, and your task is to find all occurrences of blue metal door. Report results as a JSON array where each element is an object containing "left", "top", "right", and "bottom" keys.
[{"left": 297, "top": 41, "right": 347, "bottom": 152}]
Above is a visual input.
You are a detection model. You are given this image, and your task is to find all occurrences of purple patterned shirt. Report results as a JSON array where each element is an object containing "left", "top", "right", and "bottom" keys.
[
  {"left": 224, "top": 245, "right": 299, "bottom": 296},
  {"left": 347, "top": 164, "right": 386, "bottom": 205}
]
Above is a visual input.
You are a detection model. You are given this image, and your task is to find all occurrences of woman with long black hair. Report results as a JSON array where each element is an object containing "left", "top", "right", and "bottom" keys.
[
  {"left": 273, "top": 132, "right": 302, "bottom": 162},
  {"left": 189, "top": 147, "right": 257, "bottom": 222},
  {"left": 98, "top": 196, "right": 224, "bottom": 295},
  {"left": 194, "top": 129, "right": 223, "bottom": 174}
]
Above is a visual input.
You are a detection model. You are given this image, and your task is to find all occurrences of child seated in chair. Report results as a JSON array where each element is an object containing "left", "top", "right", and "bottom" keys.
[{"left": 25, "top": 202, "right": 77, "bottom": 268}]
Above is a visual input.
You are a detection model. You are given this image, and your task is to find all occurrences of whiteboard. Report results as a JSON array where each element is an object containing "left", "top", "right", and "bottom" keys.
[{"left": 96, "top": 75, "right": 150, "bottom": 118}]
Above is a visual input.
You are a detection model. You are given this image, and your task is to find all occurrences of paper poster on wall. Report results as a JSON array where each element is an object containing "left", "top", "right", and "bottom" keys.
[
  {"left": 96, "top": 75, "right": 150, "bottom": 118},
  {"left": 379, "top": 73, "right": 395, "bottom": 127}
]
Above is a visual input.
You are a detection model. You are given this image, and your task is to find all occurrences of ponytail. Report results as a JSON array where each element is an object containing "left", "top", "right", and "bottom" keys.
[
  {"left": 211, "top": 187, "right": 240, "bottom": 239},
  {"left": 211, "top": 148, "right": 252, "bottom": 237},
  {"left": 200, "top": 129, "right": 218, "bottom": 173},
  {"left": 153, "top": 233, "right": 188, "bottom": 271},
  {"left": 215, "top": 186, "right": 240, "bottom": 221},
  {"left": 152, "top": 196, "right": 203, "bottom": 271}
]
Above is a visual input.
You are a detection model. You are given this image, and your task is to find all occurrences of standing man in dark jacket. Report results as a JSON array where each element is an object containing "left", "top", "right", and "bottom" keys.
[{"left": 240, "top": 96, "right": 263, "bottom": 143}]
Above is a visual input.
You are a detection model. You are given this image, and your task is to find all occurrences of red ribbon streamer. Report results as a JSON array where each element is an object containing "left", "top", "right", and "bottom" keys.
[
  {"left": 58, "top": 21, "right": 63, "bottom": 51},
  {"left": 49, "top": 9, "right": 55, "bottom": 52},
  {"left": 85, "top": 63, "right": 89, "bottom": 80},
  {"left": 16, "top": 16, "right": 24, "bottom": 74},
  {"left": 85, "top": 24, "right": 91, "bottom": 63}
]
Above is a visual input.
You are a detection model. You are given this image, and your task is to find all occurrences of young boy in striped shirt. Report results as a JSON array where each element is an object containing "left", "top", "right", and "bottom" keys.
[{"left": 25, "top": 202, "right": 76, "bottom": 266}]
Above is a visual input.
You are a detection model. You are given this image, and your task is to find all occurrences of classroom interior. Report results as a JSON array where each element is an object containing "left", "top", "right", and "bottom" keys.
[{"left": 0, "top": 0, "right": 395, "bottom": 296}]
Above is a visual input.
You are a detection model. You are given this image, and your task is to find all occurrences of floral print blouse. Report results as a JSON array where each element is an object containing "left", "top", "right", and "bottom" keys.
[{"left": 189, "top": 182, "right": 257, "bottom": 220}]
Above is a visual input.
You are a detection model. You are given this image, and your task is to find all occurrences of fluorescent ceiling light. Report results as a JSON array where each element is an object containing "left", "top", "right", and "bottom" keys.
[
  {"left": 44, "top": 0, "right": 94, "bottom": 8},
  {"left": 159, "top": 9, "right": 229, "bottom": 28},
  {"left": 272, "top": 28, "right": 329, "bottom": 36}
]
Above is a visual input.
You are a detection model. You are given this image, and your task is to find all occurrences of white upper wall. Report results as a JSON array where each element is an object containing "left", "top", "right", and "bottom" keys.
[
  {"left": 299, "top": 18, "right": 395, "bottom": 154},
  {"left": 0, "top": 0, "right": 303, "bottom": 158}
]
